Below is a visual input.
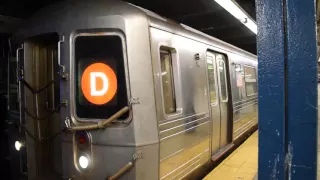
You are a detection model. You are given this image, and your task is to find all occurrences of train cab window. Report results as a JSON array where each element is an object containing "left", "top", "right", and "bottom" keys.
[
  {"left": 75, "top": 34, "right": 129, "bottom": 120},
  {"left": 244, "top": 66, "right": 257, "bottom": 96},
  {"left": 217, "top": 55, "right": 228, "bottom": 101},
  {"left": 207, "top": 55, "right": 217, "bottom": 103},
  {"left": 160, "top": 49, "right": 176, "bottom": 114}
]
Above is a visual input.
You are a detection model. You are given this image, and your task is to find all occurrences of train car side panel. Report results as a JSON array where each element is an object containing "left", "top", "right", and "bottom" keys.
[{"left": 149, "top": 27, "right": 211, "bottom": 180}]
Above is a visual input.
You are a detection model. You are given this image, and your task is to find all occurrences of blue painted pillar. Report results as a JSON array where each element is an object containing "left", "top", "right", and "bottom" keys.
[{"left": 256, "top": 0, "right": 318, "bottom": 179}]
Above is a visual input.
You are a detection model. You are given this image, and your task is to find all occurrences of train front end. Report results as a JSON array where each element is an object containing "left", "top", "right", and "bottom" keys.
[{"left": 12, "top": 1, "right": 159, "bottom": 179}]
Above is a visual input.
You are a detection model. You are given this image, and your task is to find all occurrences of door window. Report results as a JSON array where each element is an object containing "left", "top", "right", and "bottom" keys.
[
  {"left": 207, "top": 55, "right": 217, "bottom": 103},
  {"left": 217, "top": 55, "right": 228, "bottom": 101}
]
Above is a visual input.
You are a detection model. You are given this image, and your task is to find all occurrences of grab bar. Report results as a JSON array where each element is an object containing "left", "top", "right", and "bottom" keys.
[
  {"left": 16, "top": 44, "right": 24, "bottom": 127},
  {"left": 58, "top": 36, "right": 65, "bottom": 72},
  {"left": 58, "top": 35, "right": 68, "bottom": 79}
]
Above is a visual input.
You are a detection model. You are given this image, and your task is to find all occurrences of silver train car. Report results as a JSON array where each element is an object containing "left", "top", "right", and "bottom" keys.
[{"left": 11, "top": 0, "right": 258, "bottom": 179}]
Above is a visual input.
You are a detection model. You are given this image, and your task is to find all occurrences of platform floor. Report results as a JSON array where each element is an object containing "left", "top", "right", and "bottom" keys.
[
  {"left": 204, "top": 85, "right": 320, "bottom": 180},
  {"left": 204, "top": 131, "right": 258, "bottom": 180}
]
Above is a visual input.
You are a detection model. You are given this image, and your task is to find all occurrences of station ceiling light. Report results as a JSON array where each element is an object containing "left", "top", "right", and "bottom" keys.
[{"left": 213, "top": 0, "right": 257, "bottom": 34}]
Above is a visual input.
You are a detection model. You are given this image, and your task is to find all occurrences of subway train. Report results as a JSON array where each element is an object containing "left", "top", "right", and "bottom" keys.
[{"left": 8, "top": 0, "right": 258, "bottom": 179}]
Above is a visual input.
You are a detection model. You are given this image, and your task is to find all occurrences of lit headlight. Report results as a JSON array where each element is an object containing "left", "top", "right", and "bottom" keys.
[
  {"left": 15, "top": 141, "right": 23, "bottom": 151},
  {"left": 79, "top": 155, "right": 89, "bottom": 169}
]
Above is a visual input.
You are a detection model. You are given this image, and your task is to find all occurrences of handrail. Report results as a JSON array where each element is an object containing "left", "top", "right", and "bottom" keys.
[
  {"left": 16, "top": 44, "right": 24, "bottom": 128},
  {"left": 15, "top": 43, "right": 24, "bottom": 175},
  {"left": 58, "top": 36, "right": 65, "bottom": 73},
  {"left": 7, "top": 38, "right": 11, "bottom": 111},
  {"left": 108, "top": 161, "right": 134, "bottom": 180},
  {"left": 65, "top": 106, "right": 129, "bottom": 131}
]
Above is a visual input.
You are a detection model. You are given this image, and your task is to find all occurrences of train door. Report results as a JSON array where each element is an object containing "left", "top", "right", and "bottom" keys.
[{"left": 206, "top": 51, "right": 231, "bottom": 154}]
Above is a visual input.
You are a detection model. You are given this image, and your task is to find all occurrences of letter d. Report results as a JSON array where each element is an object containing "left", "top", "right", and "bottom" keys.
[{"left": 90, "top": 72, "right": 109, "bottom": 96}]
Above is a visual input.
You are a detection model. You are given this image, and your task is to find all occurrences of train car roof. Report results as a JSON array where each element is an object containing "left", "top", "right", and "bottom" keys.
[
  {"left": 15, "top": 0, "right": 257, "bottom": 60},
  {"left": 132, "top": 3, "right": 257, "bottom": 60},
  {"left": 14, "top": 0, "right": 146, "bottom": 40}
]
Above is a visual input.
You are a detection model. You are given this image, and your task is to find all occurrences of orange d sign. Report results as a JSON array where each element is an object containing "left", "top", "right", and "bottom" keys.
[{"left": 81, "top": 63, "right": 117, "bottom": 105}]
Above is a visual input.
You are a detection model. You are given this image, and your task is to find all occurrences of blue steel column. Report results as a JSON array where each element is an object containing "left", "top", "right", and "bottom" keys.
[
  {"left": 256, "top": 0, "right": 286, "bottom": 179},
  {"left": 286, "top": 0, "right": 318, "bottom": 179},
  {"left": 256, "top": 0, "right": 317, "bottom": 179}
]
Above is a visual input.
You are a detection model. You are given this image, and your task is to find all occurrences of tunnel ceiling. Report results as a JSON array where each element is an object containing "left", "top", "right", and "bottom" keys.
[{"left": 0, "top": 0, "right": 256, "bottom": 54}]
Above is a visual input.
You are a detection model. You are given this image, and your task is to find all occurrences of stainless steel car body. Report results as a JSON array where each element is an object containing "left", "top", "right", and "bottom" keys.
[{"left": 14, "top": 0, "right": 257, "bottom": 179}]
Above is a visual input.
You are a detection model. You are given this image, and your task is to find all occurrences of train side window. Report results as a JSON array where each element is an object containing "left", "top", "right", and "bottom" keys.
[
  {"left": 244, "top": 65, "right": 257, "bottom": 96},
  {"left": 217, "top": 54, "right": 228, "bottom": 101},
  {"left": 207, "top": 55, "right": 217, "bottom": 103},
  {"left": 160, "top": 49, "right": 176, "bottom": 114},
  {"left": 234, "top": 64, "right": 245, "bottom": 101}
]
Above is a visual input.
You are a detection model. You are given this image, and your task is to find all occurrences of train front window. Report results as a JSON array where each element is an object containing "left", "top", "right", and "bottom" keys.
[
  {"left": 160, "top": 49, "right": 176, "bottom": 114},
  {"left": 244, "top": 66, "right": 257, "bottom": 96},
  {"left": 75, "top": 34, "right": 128, "bottom": 120}
]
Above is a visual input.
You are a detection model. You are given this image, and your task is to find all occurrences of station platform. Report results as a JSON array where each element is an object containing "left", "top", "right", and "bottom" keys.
[
  {"left": 203, "top": 85, "right": 320, "bottom": 180},
  {"left": 204, "top": 131, "right": 258, "bottom": 180}
]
